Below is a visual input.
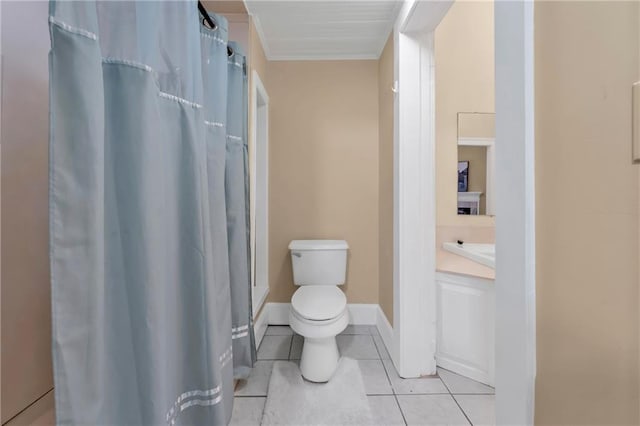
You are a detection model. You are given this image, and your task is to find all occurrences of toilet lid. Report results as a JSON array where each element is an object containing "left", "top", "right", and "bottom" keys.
[{"left": 291, "top": 286, "right": 347, "bottom": 321}]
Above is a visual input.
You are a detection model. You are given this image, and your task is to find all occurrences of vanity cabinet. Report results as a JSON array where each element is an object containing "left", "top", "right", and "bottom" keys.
[{"left": 435, "top": 272, "right": 495, "bottom": 386}]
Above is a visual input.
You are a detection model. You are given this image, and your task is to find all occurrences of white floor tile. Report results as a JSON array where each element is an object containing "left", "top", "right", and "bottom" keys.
[
  {"left": 383, "top": 360, "right": 448, "bottom": 395},
  {"left": 229, "top": 397, "right": 266, "bottom": 426},
  {"left": 368, "top": 395, "right": 405, "bottom": 426},
  {"left": 437, "top": 368, "right": 494, "bottom": 394},
  {"left": 337, "top": 335, "right": 379, "bottom": 359},
  {"left": 265, "top": 325, "right": 294, "bottom": 336},
  {"left": 340, "top": 325, "right": 373, "bottom": 335},
  {"left": 397, "top": 395, "right": 470, "bottom": 426},
  {"left": 235, "top": 361, "right": 274, "bottom": 397},
  {"left": 289, "top": 334, "right": 303, "bottom": 360},
  {"left": 257, "top": 335, "right": 292, "bottom": 360},
  {"left": 358, "top": 360, "right": 393, "bottom": 395},
  {"left": 454, "top": 395, "right": 495, "bottom": 426},
  {"left": 373, "top": 335, "right": 391, "bottom": 360}
]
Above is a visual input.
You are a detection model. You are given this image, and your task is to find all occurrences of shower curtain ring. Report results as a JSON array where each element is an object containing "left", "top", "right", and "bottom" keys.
[{"left": 202, "top": 16, "right": 217, "bottom": 31}]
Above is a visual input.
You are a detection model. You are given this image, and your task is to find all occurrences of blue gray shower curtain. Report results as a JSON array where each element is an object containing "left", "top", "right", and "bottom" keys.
[{"left": 48, "top": 1, "right": 255, "bottom": 424}]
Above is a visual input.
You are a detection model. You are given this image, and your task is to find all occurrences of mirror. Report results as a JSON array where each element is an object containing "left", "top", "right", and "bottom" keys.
[{"left": 457, "top": 112, "right": 495, "bottom": 216}]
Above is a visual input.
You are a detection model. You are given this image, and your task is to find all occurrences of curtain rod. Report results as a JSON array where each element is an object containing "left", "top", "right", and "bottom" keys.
[
  {"left": 198, "top": 1, "right": 217, "bottom": 30},
  {"left": 197, "top": 1, "right": 235, "bottom": 58}
]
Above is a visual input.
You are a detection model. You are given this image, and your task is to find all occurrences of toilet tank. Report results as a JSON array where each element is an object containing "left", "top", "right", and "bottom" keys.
[{"left": 289, "top": 240, "right": 349, "bottom": 286}]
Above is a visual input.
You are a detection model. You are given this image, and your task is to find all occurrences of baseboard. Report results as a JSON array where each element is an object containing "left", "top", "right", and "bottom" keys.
[
  {"left": 436, "top": 355, "right": 493, "bottom": 387},
  {"left": 347, "top": 304, "right": 378, "bottom": 324},
  {"left": 268, "top": 303, "right": 290, "bottom": 325},
  {"left": 376, "top": 305, "right": 395, "bottom": 361},
  {"left": 263, "top": 302, "right": 379, "bottom": 326}
]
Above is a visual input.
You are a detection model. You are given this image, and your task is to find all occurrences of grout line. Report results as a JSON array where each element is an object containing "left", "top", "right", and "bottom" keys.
[
  {"left": 379, "top": 355, "right": 399, "bottom": 396},
  {"left": 372, "top": 334, "right": 384, "bottom": 359},
  {"left": 377, "top": 353, "right": 407, "bottom": 425},
  {"left": 393, "top": 394, "right": 409, "bottom": 426},
  {"left": 439, "top": 374, "right": 474, "bottom": 426},
  {"left": 234, "top": 395, "right": 267, "bottom": 398},
  {"left": 393, "top": 392, "right": 454, "bottom": 396},
  {"left": 451, "top": 394, "right": 474, "bottom": 426},
  {"left": 287, "top": 332, "right": 294, "bottom": 360},
  {"left": 372, "top": 334, "right": 390, "bottom": 360},
  {"left": 437, "top": 370, "right": 453, "bottom": 395},
  {"left": 2, "top": 387, "right": 54, "bottom": 425},
  {"left": 450, "top": 392, "right": 495, "bottom": 395}
]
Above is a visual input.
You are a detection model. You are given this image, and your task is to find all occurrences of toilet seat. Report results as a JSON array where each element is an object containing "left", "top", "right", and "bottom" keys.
[
  {"left": 291, "top": 286, "right": 347, "bottom": 321},
  {"left": 289, "top": 286, "right": 349, "bottom": 341},
  {"left": 290, "top": 305, "right": 347, "bottom": 326}
]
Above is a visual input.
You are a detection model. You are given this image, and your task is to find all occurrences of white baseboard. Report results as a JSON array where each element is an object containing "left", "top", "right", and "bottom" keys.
[
  {"left": 347, "top": 304, "right": 378, "bottom": 324},
  {"left": 436, "top": 355, "right": 493, "bottom": 387},
  {"left": 262, "top": 302, "right": 379, "bottom": 326},
  {"left": 268, "top": 303, "right": 290, "bottom": 325},
  {"left": 376, "top": 305, "right": 395, "bottom": 361}
]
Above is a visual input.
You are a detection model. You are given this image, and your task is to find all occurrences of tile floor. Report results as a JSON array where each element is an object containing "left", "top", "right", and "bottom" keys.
[{"left": 232, "top": 325, "right": 495, "bottom": 426}]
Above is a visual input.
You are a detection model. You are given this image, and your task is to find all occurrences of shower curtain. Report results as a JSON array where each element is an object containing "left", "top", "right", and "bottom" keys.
[{"left": 48, "top": 1, "right": 255, "bottom": 424}]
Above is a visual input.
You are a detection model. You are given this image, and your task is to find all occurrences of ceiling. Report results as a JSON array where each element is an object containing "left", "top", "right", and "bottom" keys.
[{"left": 244, "top": 1, "right": 402, "bottom": 60}]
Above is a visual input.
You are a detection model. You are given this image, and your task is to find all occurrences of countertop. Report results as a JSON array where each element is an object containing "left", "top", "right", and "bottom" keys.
[{"left": 436, "top": 249, "right": 495, "bottom": 280}]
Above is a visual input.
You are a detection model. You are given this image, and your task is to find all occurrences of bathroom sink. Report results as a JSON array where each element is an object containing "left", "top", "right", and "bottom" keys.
[{"left": 442, "top": 242, "right": 495, "bottom": 269}]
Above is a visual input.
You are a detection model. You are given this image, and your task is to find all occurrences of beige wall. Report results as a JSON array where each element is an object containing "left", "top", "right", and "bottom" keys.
[
  {"left": 535, "top": 1, "right": 639, "bottom": 424},
  {"left": 1, "top": 1, "right": 55, "bottom": 423},
  {"left": 267, "top": 60, "right": 379, "bottom": 304},
  {"left": 435, "top": 0, "right": 494, "bottom": 230},
  {"left": 378, "top": 35, "right": 394, "bottom": 325},
  {"left": 458, "top": 113, "right": 495, "bottom": 139},
  {"left": 202, "top": 0, "right": 247, "bottom": 15}
]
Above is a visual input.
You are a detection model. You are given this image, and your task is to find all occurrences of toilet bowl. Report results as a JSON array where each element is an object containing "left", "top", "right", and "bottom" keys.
[
  {"left": 289, "top": 286, "right": 349, "bottom": 382},
  {"left": 288, "top": 240, "right": 349, "bottom": 382}
]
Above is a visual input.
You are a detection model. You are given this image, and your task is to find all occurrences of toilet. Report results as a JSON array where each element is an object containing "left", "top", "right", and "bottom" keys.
[{"left": 288, "top": 240, "right": 349, "bottom": 383}]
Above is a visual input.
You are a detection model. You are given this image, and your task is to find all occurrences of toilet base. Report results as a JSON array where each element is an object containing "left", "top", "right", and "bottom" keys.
[{"left": 299, "top": 336, "right": 340, "bottom": 383}]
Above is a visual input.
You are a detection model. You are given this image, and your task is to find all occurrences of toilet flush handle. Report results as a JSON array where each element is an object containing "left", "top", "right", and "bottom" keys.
[{"left": 292, "top": 252, "right": 302, "bottom": 258}]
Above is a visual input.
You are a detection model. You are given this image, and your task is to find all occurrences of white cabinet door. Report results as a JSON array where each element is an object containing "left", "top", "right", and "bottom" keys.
[{"left": 436, "top": 272, "right": 495, "bottom": 386}]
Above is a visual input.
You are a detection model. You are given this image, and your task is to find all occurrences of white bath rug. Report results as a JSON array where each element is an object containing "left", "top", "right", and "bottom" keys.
[{"left": 261, "top": 357, "right": 374, "bottom": 426}]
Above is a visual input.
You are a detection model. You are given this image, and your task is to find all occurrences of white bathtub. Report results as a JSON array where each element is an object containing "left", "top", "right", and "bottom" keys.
[{"left": 442, "top": 242, "right": 495, "bottom": 269}]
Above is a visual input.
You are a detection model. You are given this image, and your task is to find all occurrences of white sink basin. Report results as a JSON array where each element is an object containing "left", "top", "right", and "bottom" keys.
[{"left": 443, "top": 242, "right": 495, "bottom": 269}]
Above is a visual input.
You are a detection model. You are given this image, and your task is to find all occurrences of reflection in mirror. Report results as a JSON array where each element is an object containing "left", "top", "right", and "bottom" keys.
[{"left": 457, "top": 112, "right": 495, "bottom": 216}]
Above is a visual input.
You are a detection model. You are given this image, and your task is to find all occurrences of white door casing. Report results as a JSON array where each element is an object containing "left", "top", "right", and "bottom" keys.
[
  {"left": 392, "top": 1, "right": 536, "bottom": 424},
  {"left": 250, "top": 70, "right": 270, "bottom": 317}
]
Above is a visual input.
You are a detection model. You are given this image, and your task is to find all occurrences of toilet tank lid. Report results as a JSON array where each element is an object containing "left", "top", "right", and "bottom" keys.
[{"left": 289, "top": 240, "right": 349, "bottom": 251}]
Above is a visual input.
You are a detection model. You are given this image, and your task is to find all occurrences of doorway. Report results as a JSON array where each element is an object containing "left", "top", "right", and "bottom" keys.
[{"left": 392, "top": 1, "right": 536, "bottom": 424}]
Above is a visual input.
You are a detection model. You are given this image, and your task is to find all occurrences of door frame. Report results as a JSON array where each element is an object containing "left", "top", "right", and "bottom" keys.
[
  {"left": 392, "top": 1, "right": 536, "bottom": 424},
  {"left": 249, "top": 69, "right": 270, "bottom": 317}
]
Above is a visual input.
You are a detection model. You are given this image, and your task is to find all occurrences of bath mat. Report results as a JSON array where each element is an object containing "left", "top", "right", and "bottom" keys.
[{"left": 261, "top": 357, "right": 373, "bottom": 425}]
